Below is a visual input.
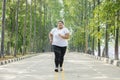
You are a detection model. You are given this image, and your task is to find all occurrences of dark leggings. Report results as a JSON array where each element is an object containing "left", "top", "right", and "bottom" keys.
[{"left": 53, "top": 45, "right": 67, "bottom": 68}]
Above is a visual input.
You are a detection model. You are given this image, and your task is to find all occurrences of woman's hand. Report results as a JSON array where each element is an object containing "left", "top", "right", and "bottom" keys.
[
  {"left": 49, "top": 40, "right": 53, "bottom": 44},
  {"left": 58, "top": 34, "right": 63, "bottom": 38},
  {"left": 59, "top": 33, "right": 69, "bottom": 39}
]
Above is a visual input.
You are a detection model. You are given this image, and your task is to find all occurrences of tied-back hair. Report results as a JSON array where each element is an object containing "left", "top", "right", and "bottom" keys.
[{"left": 58, "top": 20, "right": 64, "bottom": 24}]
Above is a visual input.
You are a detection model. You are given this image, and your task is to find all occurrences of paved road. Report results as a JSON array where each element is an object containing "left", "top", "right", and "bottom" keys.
[{"left": 0, "top": 52, "right": 120, "bottom": 80}]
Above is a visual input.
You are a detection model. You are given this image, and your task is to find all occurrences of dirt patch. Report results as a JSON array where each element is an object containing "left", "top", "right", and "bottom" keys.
[{"left": 0, "top": 54, "right": 29, "bottom": 61}]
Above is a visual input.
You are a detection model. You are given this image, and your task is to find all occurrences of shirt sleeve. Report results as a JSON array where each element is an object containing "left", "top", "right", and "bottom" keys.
[
  {"left": 64, "top": 28, "right": 70, "bottom": 34},
  {"left": 50, "top": 28, "right": 56, "bottom": 34}
]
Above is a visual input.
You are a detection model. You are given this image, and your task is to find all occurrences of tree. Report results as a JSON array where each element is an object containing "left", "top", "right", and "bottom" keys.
[
  {"left": 29, "top": 0, "right": 33, "bottom": 52},
  {"left": 23, "top": 0, "right": 28, "bottom": 55},
  {"left": 1, "top": 0, "right": 6, "bottom": 58},
  {"left": 14, "top": 0, "right": 19, "bottom": 57},
  {"left": 97, "top": 0, "right": 101, "bottom": 57},
  {"left": 115, "top": 11, "right": 120, "bottom": 60}
]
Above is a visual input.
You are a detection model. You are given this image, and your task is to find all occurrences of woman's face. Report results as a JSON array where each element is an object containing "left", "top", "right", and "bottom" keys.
[{"left": 58, "top": 22, "right": 64, "bottom": 29}]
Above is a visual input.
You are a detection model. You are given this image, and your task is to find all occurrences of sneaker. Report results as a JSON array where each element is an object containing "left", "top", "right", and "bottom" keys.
[
  {"left": 60, "top": 67, "right": 63, "bottom": 71},
  {"left": 55, "top": 69, "right": 58, "bottom": 72},
  {"left": 60, "top": 69, "right": 63, "bottom": 71}
]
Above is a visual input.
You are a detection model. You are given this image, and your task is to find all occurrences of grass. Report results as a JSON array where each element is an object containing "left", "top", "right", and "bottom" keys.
[{"left": 0, "top": 53, "right": 30, "bottom": 61}]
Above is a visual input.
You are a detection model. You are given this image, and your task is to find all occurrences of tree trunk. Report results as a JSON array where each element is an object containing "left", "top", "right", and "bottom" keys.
[
  {"left": 105, "top": 23, "right": 108, "bottom": 58},
  {"left": 1, "top": 0, "right": 6, "bottom": 58},
  {"left": 97, "top": 0, "right": 101, "bottom": 56},
  {"left": 7, "top": 42, "right": 10, "bottom": 55},
  {"left": 9, "top": 7, "right": 15, "bottom": 56},
  {"left": 23, "top": 0, "right": 28, "bottom": 55},
  {"left": 29, "top": 0, "right": 33, "bottom": 52},
  {"left": 92, "top": 0, "right": 96, "bottom": 55},
  {"left": 85, "top": 0, "right": 88, "bottom": 53},
  {"left": 14, "top": 0, "right": 19, "bottom": 57},
  {"left": 38, "top": 0, "right": 42, "bottom": 52},
  {"left": 33, "top": 0, "right": 37, "bottom": 52},
  {"left": 115, "top": 11, "right": 119, "bottom": 60},
  {"left": 81, "top": 0, "right": 85, "bottom": 52}
]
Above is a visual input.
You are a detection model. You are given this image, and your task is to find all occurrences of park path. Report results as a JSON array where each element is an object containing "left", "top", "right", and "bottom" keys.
[{"left": 0, "top": 52, "right": 120, "bottom": 80}]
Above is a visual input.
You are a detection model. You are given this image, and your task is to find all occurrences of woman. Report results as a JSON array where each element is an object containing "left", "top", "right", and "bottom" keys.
[{"left": 49, "top": 21, "right": 70, "bottom": 72}]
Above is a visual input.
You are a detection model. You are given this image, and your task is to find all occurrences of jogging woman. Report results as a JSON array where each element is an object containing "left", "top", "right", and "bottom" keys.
[{"left": 49, "top": 21, "right": 70, "bottom": 72}]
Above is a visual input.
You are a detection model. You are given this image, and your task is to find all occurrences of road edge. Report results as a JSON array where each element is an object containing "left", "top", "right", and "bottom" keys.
[
  {"left": 81, "top": 53, "right": 120, "bottom": 68},
  {"left": 0, "top": 53, "right": 40, "bottom": 66}
]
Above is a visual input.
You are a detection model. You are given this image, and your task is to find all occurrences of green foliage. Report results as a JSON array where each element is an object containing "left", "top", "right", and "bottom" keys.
[
  {"left": 63, "top": 0, "right": 120, "bottom": 53},
  {"left": 0, "top": 0, "right": 120, "bottom": 56},
  {"left": 0, "top": 0, "right": 63, "bottom": 55}
]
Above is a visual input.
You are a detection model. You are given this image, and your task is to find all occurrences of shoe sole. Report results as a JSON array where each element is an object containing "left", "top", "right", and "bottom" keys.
[{"left": 55, "top": 69, "right": 58, "bottom": 72}]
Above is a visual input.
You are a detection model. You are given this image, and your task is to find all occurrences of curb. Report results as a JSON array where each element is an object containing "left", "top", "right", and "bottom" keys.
[
  {"left": 82, "top": 53, "right": 120, "bottom": 68},
  {"left": 0, "top": 53, "right": 39, "bottom": 66}
]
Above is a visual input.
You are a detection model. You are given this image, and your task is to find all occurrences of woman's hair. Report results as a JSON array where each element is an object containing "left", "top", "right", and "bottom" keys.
[{"left": 58, "top": 20, "right": 64, "bottom": 24}]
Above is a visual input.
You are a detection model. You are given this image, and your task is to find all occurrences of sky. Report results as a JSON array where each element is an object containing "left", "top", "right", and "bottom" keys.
[
  {"left": 27, "top": 0, "right": 63, "bottom": 4},
  {"left": 27, "top": 0, "right": 31, "bottom": 4}
]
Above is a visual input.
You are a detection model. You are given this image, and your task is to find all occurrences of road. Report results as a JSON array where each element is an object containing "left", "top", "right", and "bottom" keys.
[{"left": 0, "top": 52, "right": 120, "bottom": 80}]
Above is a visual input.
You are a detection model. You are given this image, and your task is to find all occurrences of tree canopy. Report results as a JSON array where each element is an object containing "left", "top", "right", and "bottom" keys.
[{"left": 0, "top": 0, "right": 120, "bottom": 60}]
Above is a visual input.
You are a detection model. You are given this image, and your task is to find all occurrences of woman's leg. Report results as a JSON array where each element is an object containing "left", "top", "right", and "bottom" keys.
[
  {"left": 54, "top": 52, "right": 59, "bottom": 68},
  {"left": 53, "top": 45, "right": 61, "bottom": 68},
  {"left": 60, "top": 47, "right": 67, "bottom": 67}
]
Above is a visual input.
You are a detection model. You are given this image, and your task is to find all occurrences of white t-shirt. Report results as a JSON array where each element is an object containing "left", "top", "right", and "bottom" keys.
[{"left": 50, "top": 27, "right": 69, "bottom": 47}]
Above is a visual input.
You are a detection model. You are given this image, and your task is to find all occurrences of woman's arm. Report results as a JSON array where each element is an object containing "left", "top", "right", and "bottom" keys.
[
  {"left": 49, "top": 33, "right": 53, "bottom": 44},
  {"left": 59, "top": 33, "right": 70, "bottom": 39}
]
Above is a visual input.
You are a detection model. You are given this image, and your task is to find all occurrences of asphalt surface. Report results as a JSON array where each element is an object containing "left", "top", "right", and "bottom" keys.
[{"left": 0, "top": 52, "right": 120, "bottom": 80}]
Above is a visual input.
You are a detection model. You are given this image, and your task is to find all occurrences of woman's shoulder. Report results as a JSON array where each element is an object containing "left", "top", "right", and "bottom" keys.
[
  {"left": 50, "top": 28, "right": 57, "bottom": 33},
  {"left": 63, "top": 27, "right": 69, "bottom": 30},
  {"left": 63, "top": 27, "right": 69, "bottom": 33},
  {"left": 52, "top": 27, "right": 57, "bottom": 30}
]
